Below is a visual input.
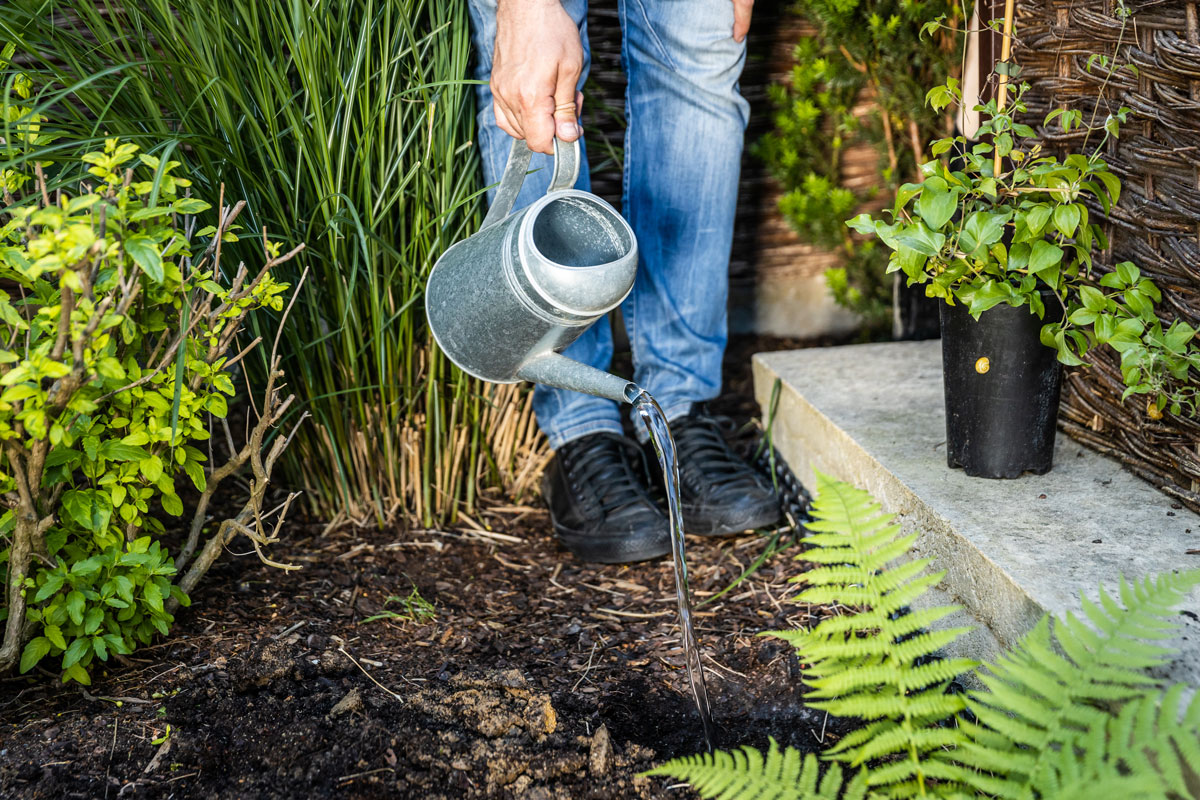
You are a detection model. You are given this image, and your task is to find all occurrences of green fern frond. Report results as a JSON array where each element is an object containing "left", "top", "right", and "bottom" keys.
[
  {"left": 943, "top": 568, "right": 1200, "bottom": 797},
  {"left": 774, "top": 473, "right": 977, "bottom": 794},
  {"left": 644, "top": 739, "right": 870, "bottom": 800},
  {"left": 1104, "top": 685, "right": 1200, "bottom": 799}
]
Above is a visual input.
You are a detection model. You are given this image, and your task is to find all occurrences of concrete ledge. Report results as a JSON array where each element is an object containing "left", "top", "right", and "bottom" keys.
[{"left": 754, "top": 341, "right": 1200, "bottom": 687}]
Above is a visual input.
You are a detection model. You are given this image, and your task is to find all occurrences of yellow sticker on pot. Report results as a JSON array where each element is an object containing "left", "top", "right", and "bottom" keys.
[{"left": 975, "top": 356, "right": 990, "bottom": 374}]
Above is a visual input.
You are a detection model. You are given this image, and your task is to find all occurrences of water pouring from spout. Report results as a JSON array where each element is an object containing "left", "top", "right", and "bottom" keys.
[{"left": 626, "top": 384, "right": 716, "bottom": 751}]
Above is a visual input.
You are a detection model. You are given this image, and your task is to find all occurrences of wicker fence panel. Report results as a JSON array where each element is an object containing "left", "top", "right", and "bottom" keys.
[{"left": 1016, "top": 0, "right": 1200, "bottom": 511}]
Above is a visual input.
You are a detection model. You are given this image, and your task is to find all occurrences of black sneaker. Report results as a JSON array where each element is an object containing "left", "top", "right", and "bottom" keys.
[
  {"left": 541, "top": 432, "right": 672, "bottom": 563},
  {"left": 653, "top": 410, "right": 781, "bottom": 536}
]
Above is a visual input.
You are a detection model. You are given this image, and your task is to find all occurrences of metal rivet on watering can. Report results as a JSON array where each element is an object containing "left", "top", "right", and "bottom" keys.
[{"left": 975, "top": 356, "right": 991, "bottom": 374}]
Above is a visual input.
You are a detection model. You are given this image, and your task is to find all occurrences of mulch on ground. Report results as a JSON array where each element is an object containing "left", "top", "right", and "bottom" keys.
[
  {"left": 1, "top": 508, "right": 848, "bottom": 799},
  {"left": 0, "top": 336, "right": 848, "bottom": 799}
]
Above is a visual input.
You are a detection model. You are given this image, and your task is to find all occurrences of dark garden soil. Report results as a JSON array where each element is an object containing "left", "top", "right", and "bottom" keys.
[{"left": 0, "top": 336, "right": 852, "bottom": 800}]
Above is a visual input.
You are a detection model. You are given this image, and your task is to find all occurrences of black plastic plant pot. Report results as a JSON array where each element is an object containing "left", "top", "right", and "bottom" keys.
[{"left": 939, "top": 297, "right": 1064, "bottom": 479}]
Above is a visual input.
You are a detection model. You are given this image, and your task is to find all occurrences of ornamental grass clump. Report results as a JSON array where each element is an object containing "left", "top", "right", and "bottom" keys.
[
  {"left": 0, "top": 63, "right": 305, "bottom": 682},
  {"left": 5, "top": 0, "right": 548, "bottom": 527}
]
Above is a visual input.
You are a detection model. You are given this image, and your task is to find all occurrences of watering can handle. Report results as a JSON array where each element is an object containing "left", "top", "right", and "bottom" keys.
[{"left": 480, "top": 137, "right": 581, "bottom": 230}]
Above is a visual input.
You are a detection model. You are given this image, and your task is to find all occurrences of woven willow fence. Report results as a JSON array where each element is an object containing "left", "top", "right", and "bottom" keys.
[{"left": 1016, "top": 0, "right": 1200, "bottom": 511}]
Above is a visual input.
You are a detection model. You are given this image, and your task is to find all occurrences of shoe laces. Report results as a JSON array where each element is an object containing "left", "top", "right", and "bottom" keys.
[
  {"left": 561, "top": 434, "right": 654, "bottom": 516},
  {"left": 673, "top": 414, "right": 761, "bottom": 487}
]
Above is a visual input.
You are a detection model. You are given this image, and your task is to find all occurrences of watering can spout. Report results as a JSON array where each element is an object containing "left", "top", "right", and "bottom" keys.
[{"left": 517, "top": 353, "right": 636, "bottom": 405}]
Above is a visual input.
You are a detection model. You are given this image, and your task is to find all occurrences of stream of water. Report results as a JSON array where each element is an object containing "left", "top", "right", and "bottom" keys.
[{"left": 625, "top": 385, "right": 716, "bottom": 751}]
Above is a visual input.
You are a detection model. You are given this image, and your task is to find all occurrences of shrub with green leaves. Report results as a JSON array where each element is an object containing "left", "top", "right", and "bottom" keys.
[
  {"left": 755, "top": 1, "right": 961, "bottom": 330},
  {"left": 1, "top": 94, "right": 303, "bottom": 682},
  {"left": 649, "top": 474, "right": 1200, "bottom": 798}
]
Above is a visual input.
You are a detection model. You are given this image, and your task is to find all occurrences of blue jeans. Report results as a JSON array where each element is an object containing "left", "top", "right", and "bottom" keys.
[{"left": 467, "top": 0, "right": 749, "bottom": 449}]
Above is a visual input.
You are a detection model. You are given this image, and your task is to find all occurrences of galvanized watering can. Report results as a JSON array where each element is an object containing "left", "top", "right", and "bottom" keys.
[{"left": 426, "top": 137, "right": 637, "bottom": 402}]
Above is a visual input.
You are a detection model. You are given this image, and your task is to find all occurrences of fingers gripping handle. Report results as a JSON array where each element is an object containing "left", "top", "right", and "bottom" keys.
[
  {"left": 547, "top": 136, "right": 580, "bottom": 193},
  {"left": 480, "top": 137, "right": 581, "bottom": 230}
]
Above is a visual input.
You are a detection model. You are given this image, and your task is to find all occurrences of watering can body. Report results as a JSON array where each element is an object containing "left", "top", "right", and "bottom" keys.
[{"left": 426, "top": 138, "right": 638, "bottom": 403}]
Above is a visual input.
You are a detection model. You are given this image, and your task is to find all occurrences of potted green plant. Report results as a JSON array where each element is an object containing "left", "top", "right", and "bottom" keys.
[{"left": 848, "top": 76, "right": 1198, "bottom": 477}]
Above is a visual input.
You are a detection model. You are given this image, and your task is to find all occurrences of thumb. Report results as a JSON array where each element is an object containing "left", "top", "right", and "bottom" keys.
[{"left": 552, "top": 70, "right": 581, "bottom": 142}]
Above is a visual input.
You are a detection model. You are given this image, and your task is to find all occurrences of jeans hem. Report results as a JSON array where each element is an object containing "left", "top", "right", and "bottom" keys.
[{"left": 544, "top": 418, "right": 625, "bottom": 451}]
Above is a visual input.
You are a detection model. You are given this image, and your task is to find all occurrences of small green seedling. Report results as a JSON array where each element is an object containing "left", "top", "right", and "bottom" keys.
[{"left": 361, "top": 585, "right": 435, "bottom": 625}]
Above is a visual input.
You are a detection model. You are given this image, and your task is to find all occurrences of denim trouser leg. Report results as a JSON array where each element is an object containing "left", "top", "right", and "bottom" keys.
[
  {"left": 465, "top": 0, "right": 749, "bottom": 448},
  {"left": 620, "top": 0, "right": 750, "bottom": 433}
]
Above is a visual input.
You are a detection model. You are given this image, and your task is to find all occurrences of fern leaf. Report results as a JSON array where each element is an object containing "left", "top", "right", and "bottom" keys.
[
  {"left": 645, "top": 740, "right": 846, "bottom": 800},
  {"left": 1104, "top": 686, "right": 1200, "bottom": 799},
  {"left": 782, "top": 474, "right": 977, "bottom": 794},
  {"left": 944, "top": 568, "right": 1200, "bottom": 796}
]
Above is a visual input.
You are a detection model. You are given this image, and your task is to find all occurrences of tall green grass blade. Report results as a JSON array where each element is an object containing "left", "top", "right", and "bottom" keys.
[{"left": 9, "top": 0, "right": 546, "bottom": 523}]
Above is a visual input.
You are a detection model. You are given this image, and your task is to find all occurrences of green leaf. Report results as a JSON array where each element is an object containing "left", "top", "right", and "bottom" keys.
[
  {"left": 1029, "top": 240, "right": 1064, "bottom": 276},
  {"left": 62, "top": 662, "right": 91, "bottom": 685},
  {"left": 1080, "top": 285, "right": 1108, "bottom": 313},
  {"left": 1025, "top": 205, "right": 1052, "bottom": 237},
  {"left": 140, "top": 456, "right": 164, "bottom": 482},
  {"left": 183, "top": 459, "right": 207, "bottom": 491},
  {"left": 71, "top": 557, "right": 103, "bottom": 577},
  {"left": 959, "top": 211, "right": 1008, "bottom": 255},
  {"left": 143, "top": 581, "right": 164, "bottom": 613},
  {"left": 33, "top": 574, "right": 65, "bottom": 603},
  {"left": 62, "top": 636, "right": 90, "bottom": 669},
  {"left": 1054, "top": 204, "right": 1081, "bottom": 238},
  {"left": 915, "top": 178, "right": 957, "bottom": 230},
  {"left": 122, "top": 431, "right": 150, "bottom": 447},
  {"left": 62, "top": 489, "right": 113, "bottom": 534},
  {"left": 1115, "top": 262, "right": 1140, "bottom": 285},
  {"left": 124, "top": 235, "right": 164, "bottom": 283},
  {"left": 212, "top": 372, "right": 236, "bottom": 395},
  {"left": 100, "top": 441, "right": 151, "bottom": 462},
  {"left": 66, "top": 591, "right": 85, "bottom": 626},
  {"left": 161, "top": 493, "right": 183, "bottom": 517},
  {"left": 205, "top": 392, "right": 228, "bottom": 417},
  {"left": 20, "top": 636, "right": 52, "bottom": 673},
  {"left": 846, "top": 213, "right": 875, "bottom": 235},
  {"left": 44, "top": 624, "right": 67, "bottom": 650},
  {"left": 1096, "top": 170, "right": 1121, "bottom": 206},
  {"left": 95, "top": 357, "right": 126, "bottom": 380},
  {"left": 172, "top": 197, "right": 209, "bottom": 214},
  {"left": 895, "top": 224, "right": 946, "bottom": 257},
  {"left": 113, "top": 576, "right": 134, "bottom": 604}
]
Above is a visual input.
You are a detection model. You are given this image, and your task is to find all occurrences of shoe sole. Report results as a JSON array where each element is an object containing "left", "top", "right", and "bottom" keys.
[
  {"left": 552, "top": 520, "right": 673, "bottom": 564},
  {"left": 683, "top": 503, "right": 782, "bottom": 537}
]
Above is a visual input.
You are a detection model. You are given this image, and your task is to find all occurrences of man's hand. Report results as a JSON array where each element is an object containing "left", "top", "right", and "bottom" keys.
[
  {"left": 491, "top": 0, "right": 584, "bottom": 155},
  {"left": 732, "top": 0, "right": 754, "bottom": 42}
]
